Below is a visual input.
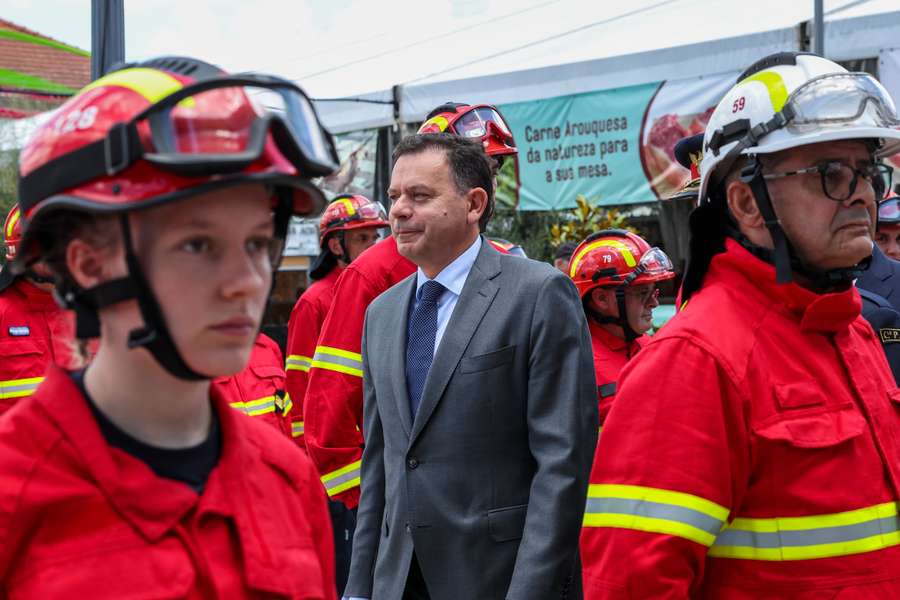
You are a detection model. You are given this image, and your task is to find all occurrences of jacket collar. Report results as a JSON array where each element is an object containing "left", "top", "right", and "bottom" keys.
[
  {"left": 709, "top": 238, "right": 860, "bottom": 333},
  {"left": 34, "top": 367, "right": 263, "bottom": 541},
  {"left": 11, "top": 278, "right": 59, "bottom": 311},
  {"left": 588, "top": 319, "right": 641, "bottom": 354}
]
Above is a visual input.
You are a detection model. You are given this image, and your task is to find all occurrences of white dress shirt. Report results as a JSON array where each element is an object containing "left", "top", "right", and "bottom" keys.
[{"left": 413, "top": 235, "right": 482, "bottom": 356}]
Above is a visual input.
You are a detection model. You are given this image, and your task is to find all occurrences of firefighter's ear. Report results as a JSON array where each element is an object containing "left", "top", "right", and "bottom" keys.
[
  {"left": 327, "top": 236, "right": 344, "bottom": 257},
  {"left": 726, "top": 179, "right": 764, "bottom": 232},
  {"left": 590, "top": 288, "right": 615, "bottom": 315},
  {"left": 65, "top": 235, "right": 125, "bottom": 290}
]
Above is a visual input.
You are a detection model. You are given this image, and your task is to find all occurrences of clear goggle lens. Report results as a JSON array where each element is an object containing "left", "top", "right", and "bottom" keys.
[
  {"left": 637, "top": 247, "right": 674, "bottom": 276},
  {"left": 787, "top": 73, "right": 900, "bottom": 131},
  {"left": 453, "top": 106, "right": 512, "bottom": 140},
  {"left": 879, "top": 198, "right": 900, "bottom": 222}
]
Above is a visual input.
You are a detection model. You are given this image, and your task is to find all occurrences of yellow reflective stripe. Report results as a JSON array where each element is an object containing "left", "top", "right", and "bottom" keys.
[
  {"left": 314, "top": 346, "right": 362, "bottom": 361},
  {"left": 80, "top": 67, "right": 185, "bottom": 103},
  {"left": 5, "top": 207, "right": 19, "bottom": 239},
  {"left": 311, "top": 346, "right": 363, "bottom": 378},
  {"left": 321, "top": 460, "right": 362, "bottom": 496},
  {"left": 286, "top": 354, "right": 312, "bottom": 372},
  {"left": 337, "top": 197, "right": 357, "bottom": 217},
  {"left": 292, "top": 420, "right": 305, "bottom": 438},
  {"left": 739, "top": 71, "right": 789, "bottom": 113},
  {"left": 229, "top": 396, "right": 277, "bottom": 417},
  {"left": 583, "top": 484, "right": 729, "bottom": 548},
  {"left": 0, "top": 376, "right": 44, "bottom": 399},
  {"left": 569, "top": 239, "right": 637, "bottom": 278},
  {"left": 421, "top": 114, "right": 450, "bottom": 132},
  {"left": 281, "top": 393, "right": 293, "bottom": 416},
  {"left": 710, "top": 502, "right": 900, "bottom": 561}
]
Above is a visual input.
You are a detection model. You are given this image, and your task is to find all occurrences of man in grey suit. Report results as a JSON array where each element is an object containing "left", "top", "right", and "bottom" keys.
[{"left": 343, "top": 133, "right": 598, "bottom": 600}]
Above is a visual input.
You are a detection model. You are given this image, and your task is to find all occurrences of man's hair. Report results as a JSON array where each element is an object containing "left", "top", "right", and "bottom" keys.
[{"left": 392, "top": 133, "right": 495, "bottom": 231}]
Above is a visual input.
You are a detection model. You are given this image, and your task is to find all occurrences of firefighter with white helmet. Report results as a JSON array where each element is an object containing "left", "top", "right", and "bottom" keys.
[{"left": 582, "top": 52, "right": 900, "bottom": 597}]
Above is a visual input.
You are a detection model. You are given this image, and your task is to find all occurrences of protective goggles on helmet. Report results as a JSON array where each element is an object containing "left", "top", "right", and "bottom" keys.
[
  {"left": 622, "top": 247, "right": 674, "bottom": 285},
  {"left": 879, "top": 197, "right": 900, "bottom": 225},
  {"left": 19, "top": 74, "right": 339, "bottom": 212},
  {"left": 419, "top": 104, "right": 514, "bottom": 142},
  {"left": 786, "top": 73, "right": 900, "bottom": 132},
  {"left": 324, "top": 200, "right": 387, "bottom": 229}
]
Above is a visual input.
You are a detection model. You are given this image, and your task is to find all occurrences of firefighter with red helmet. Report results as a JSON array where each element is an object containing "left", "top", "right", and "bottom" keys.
[
  {"left": 583, "top": 53, "right": 900, "bottom": 597},
  {"left": 568, "top": 229, "right": 674, "bottom": 423},
  {"left": 285, "top": 193, "right": 387, "bottom": 594},
  {"left": 0, "top": 206, "right": 79, "bottom": 413},
  {"left": 285, "top": 194, "right": 387, "bottom": 447},
  {"left": 0, "top": 57, "right": 335, "bottom": 596},
  {"left": 303, "top": 101, "right": 517, "bottom": 515}
]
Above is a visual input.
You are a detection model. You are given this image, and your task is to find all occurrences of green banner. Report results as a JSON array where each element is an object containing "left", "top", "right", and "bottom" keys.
[{"left": 500, "top": 74, "right": 734, "bottom": 211}]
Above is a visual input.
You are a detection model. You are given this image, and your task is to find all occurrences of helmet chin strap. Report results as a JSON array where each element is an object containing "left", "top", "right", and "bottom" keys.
[
  {"left": 63, "top": 214, "right": 207, "bottom": 380},
  {"left": 587, "top": 287, "right": 640, "bottom": 343},
  {"left": 738, "top": 157, "right": 869, "bottom": 290}
]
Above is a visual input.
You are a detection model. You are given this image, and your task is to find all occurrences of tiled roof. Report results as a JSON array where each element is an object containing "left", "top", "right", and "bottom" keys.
[{"left": 0, "top": 18, "right": 90, "bottom": 96}]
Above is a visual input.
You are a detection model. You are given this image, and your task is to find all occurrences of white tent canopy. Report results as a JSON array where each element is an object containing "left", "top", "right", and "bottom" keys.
[{"left": 314, "top": 6, "right": 900, "bottom": 134}]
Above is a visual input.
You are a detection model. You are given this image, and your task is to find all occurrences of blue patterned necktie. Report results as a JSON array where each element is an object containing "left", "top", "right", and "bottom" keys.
[{"left": 406, "top": 280, "right": 445, "bottom": 418}]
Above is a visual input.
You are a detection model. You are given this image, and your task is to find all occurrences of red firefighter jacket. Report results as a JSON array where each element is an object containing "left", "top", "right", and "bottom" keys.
[
  {"left": 0, "top": 365, "right": 335, "bottom": 598},
  {"left": 588, "top": 320, "right": 647, "bottom": 425},
  {"left": 582, "top": 238, "right": 900, "bottom": 599},
  {"left": 304, "top": 237, "right": 414, "bottom": 508},
  {"left": 285, "top": 266, "right": 342, "bottom": 449},
  {"left": 0, "top": 278, "right": 77, "bottom": 415},
  {"left": 211, "top": 334, "right": 292, "bottom": 439}
]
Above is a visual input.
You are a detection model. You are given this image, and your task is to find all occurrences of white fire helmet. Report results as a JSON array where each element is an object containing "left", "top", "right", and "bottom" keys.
[{"left": 699, "top": 53, "right": 900, "bottom": 203}]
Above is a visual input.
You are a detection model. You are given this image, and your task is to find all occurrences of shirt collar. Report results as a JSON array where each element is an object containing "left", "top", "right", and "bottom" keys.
[{"left": 415, "top": 235, "right": 482, "bottom": 299}]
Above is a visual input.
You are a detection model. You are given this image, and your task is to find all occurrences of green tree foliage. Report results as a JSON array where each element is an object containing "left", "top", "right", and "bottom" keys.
[{"left": 548, "top": 195, "right": 637, "bottom": 248}]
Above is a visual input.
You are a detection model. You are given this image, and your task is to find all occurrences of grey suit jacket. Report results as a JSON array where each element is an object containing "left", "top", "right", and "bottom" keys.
[{"left": 345, "top": 238, "right": 598, "bottom": 600}]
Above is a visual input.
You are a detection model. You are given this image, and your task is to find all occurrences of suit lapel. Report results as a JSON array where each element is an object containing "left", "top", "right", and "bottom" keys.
[
  {"left": 388, "top": 275, "right": 417, "bottom": 437},
  {"left": 409, "top": 241, "right": 502, "bottom": 445}
]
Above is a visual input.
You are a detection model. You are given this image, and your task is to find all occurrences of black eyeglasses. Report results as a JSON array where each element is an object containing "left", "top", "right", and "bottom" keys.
[{"left": 761, "top": 161, "right": 892, "bottom": 201}]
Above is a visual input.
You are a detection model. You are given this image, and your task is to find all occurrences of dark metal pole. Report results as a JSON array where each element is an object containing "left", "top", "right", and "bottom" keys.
[
  {"left": 813, "top": 0, "right": 824, "bottom": 56},
  {"left": 91, "top": 0, "right": 125, "bottom": 80}
]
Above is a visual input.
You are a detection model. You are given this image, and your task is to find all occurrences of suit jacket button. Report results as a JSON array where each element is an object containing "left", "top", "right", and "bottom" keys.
[{"left": 407, "top": 457, "right": 419, "bottom": 469}]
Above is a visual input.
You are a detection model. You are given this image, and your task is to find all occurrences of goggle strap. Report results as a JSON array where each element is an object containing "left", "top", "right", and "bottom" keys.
[{"left": 18, "top": 121, "right": 143, "bottom": 212}]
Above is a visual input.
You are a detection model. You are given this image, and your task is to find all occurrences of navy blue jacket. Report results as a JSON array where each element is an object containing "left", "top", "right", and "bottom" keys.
[
  {"left": 856, "top": 245, "right": 900, "bottom": 311},
  {"left": 858, "top": 285, "right": 900, "bottom": 385}
]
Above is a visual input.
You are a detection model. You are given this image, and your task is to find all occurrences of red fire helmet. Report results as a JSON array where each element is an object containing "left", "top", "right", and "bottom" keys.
[
  {"left": 319, "top": 194, "right": 388, "bottom": 245},
  {"left": 568, "top": 229, "right": 675, "bottom": 298},
  {"left": 417, "top": 102, "right": 517, "bottom": 157},
  {"left": 15, "top": 56, "right": 337, "bottom": 268},
  {"left": 3, "top": 206, "right": 21, "bottom": 261}
]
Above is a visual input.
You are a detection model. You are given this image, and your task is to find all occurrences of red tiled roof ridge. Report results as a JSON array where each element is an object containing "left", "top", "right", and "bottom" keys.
[{"left": 0, "top": 18, "right": 86, "bottom": 53}]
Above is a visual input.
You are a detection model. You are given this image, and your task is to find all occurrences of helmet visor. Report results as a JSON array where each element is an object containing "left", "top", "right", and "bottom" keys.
[
  {"left": 144, "top": 75, "right": 339, "bottom": 177},
  {"left": 452, "top": 105, "right": 513, "bottom": 141},
  {"left": 637, "top": 246, "right": 674, "bottom": 278},
  {"left": 787, "top": 73, "right": 900, "bottom": 133},
  {"left": 355, "top": 201, "right": 388, "bottom": 221},
  {"left": 879, "top": 197, "right": 900, "bottom": 224}
]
